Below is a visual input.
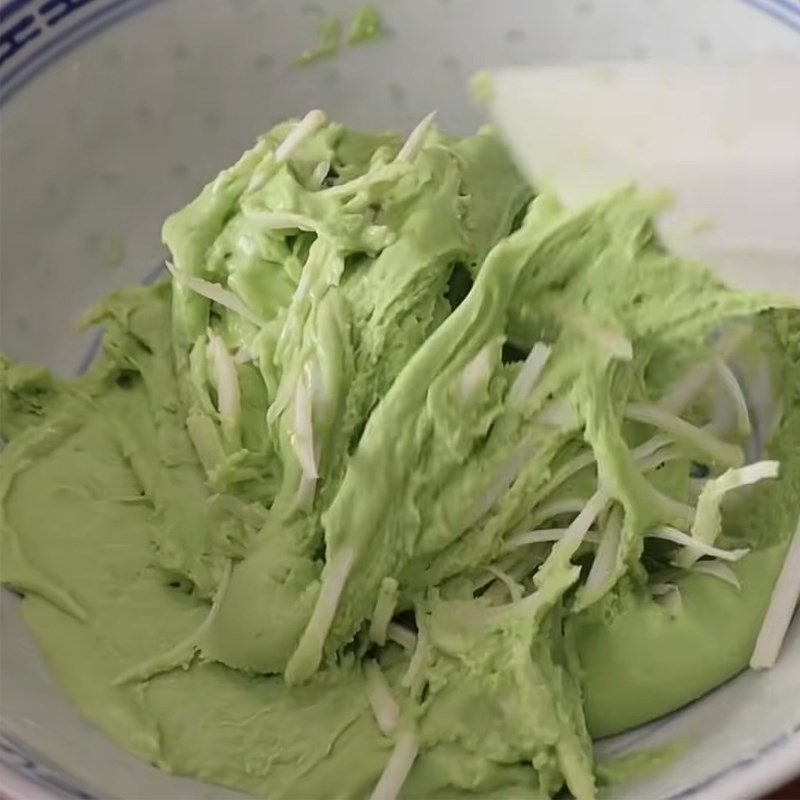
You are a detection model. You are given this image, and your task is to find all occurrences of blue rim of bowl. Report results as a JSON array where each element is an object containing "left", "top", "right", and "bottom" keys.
[
  {"left": 0, "top": 0, "right": 799, "bottom": 107},
  {"left": 0, "top": 0, "right": 798, "bottom": 798},
  {"left": 1, "top": 731, "right": 98, "bottom": 800},
  {"left": 0, "top": 0, "right": 168, "bottom": 106}
]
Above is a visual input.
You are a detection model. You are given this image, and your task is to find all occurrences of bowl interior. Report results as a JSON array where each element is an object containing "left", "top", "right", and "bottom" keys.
[{"left": 1, "top": 1, "right": 799, "bottom": 798}]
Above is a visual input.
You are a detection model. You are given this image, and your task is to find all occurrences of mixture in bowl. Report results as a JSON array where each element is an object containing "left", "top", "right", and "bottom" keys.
[{"left": 1, "top": 111, "right": 799, "bottom": 800}]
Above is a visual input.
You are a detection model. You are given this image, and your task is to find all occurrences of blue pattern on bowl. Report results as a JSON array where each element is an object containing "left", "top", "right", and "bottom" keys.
[
  {"left": 0, "top": 0, "right": 166, "bottom": 104},
  {"left": 1, "top": 732, "right": 98, "bottom": 799}
]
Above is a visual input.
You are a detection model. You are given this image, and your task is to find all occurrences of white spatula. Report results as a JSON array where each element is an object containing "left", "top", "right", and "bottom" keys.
[{"left": 487, "top": 63, "right": 800, "bottom": 295}]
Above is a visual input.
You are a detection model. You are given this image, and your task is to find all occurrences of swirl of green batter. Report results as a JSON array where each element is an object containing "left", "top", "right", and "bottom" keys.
[{"left": 1, "top": 112, "right": 798, "bottom": 800}]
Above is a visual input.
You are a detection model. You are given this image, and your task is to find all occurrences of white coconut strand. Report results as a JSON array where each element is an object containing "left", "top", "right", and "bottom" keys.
[
  {"left": 508, "top": 343, "right": 551, "bottom": 406},
  {"left": 751, "top": 514, "right": 800, "bottom": 669},
  {"left": 285, "top": 547, "right": 355, "bottom": 685},
  {"left": 369, "top": 727, "right": 419, "bottom": 800},
  {"left": 275, "top": 109, "right": 327, "bottom": 162},
  {"left": 395, "top": 111, "right": 437, "bottom": 162},
  {"left": 166, "top": 261, "right": 265, "bottom": 327},
  {"left": 364, "top": 659, "right": 400, "bottom": 737}
]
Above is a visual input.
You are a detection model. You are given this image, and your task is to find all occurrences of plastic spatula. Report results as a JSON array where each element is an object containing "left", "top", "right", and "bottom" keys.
[{"left": 487, "top": 63, "right": 800, "bottom": 295}]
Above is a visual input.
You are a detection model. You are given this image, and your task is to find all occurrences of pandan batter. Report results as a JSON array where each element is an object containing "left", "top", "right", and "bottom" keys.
[{"left": 1, "top": 111, "right": 799, "bottom": 800}]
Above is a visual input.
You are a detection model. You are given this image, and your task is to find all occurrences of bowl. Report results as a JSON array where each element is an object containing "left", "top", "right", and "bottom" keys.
[{"left": 1, "top": 1, "right": 799, "bottom": 798}]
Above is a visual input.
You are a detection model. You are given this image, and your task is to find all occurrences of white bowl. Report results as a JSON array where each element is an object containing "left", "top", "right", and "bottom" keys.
[{"left": 1, "top": 1, "right": 799, "bottom": 798}]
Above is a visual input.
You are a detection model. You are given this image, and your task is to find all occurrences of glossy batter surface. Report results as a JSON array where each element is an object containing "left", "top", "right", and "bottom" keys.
[{"left": 2, "top": 118, "right": 798, "bottom": 799}]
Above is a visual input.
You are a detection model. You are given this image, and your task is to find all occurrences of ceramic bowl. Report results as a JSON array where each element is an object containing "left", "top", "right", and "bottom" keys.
[{"left": 1, "top": 1, "right": 799, "bottom": 798}]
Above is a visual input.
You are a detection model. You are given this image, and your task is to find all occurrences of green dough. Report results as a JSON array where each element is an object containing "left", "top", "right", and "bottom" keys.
[
  {"left": 294, "top": 17, "right": 342, "bottom": 66},
  {"left": 1, "top": 116, "right": 799, "bottom": 800},
  {"left": 347, "top": 6, "right": 384, "bottom": 45},
  {"left": 294, "top": 6, "right": 385, "bottom": 67}
]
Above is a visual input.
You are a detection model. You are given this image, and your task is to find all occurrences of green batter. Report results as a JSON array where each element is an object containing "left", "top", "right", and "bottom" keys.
[
  {"left": 1, "top": 113, "right": 799, "bottom": 800},
  {"left": 294, "top": 6, "right": 384, "bottom": 67}
]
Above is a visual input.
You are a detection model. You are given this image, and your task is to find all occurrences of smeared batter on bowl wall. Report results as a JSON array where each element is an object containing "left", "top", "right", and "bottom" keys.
[{"left": 1, "top": 113, "right": 799, "bottom": 800}]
